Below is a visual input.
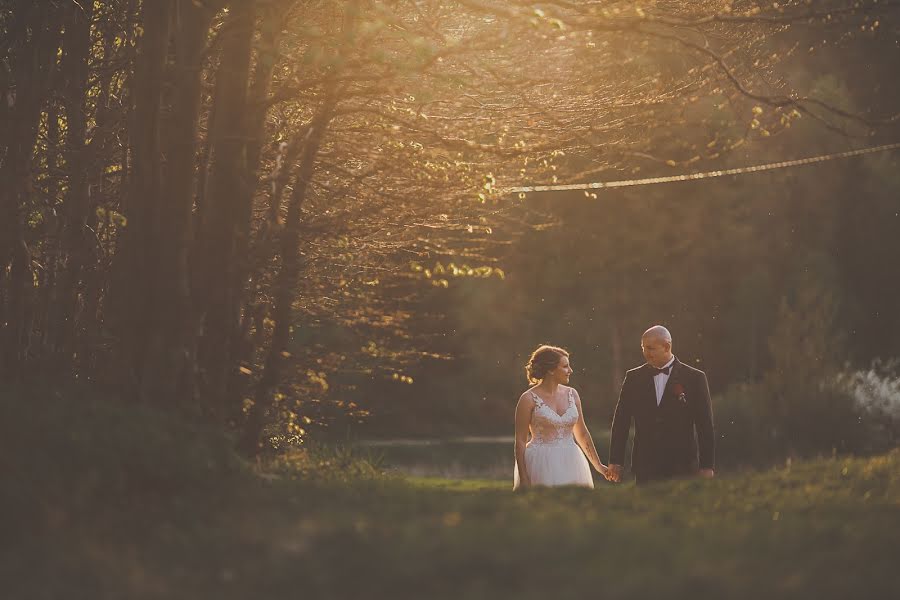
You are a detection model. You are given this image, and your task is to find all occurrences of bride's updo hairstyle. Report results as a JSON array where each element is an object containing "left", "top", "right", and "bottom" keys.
[{"left": 525, "top": 345, "right": 569, "bottom": 384}]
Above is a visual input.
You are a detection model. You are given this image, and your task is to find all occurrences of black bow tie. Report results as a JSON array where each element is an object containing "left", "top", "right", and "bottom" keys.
[{"left": 650, "top": 366, "right": 671, "bottom": 376}]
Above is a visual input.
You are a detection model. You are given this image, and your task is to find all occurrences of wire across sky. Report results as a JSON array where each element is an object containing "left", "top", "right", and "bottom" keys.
[{"left": 501, "top": 142, "right": 900, "bottom": 196}]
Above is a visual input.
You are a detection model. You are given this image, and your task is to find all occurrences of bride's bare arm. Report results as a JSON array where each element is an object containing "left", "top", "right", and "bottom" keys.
[
  {"left": 514, "top": 393, "right": 533, "bottom": 487},
  {"left": 572, "top": 389, "right": 608, "bottom": 476}
]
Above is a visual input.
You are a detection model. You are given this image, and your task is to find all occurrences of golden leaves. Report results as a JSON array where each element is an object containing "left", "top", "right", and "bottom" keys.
[
  {"left": 392, "top": 372, "right": 414, "bottom": 384},
  {"left": 306, "top": 370, "right": 329, "bottom": 392},
  {"left": 409, "top": 260, "right": 506, "bottom": 288}
]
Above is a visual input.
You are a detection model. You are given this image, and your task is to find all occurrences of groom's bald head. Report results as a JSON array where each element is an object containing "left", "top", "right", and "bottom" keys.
[
  {"left": 642, "top": 325, "right": 672, "bottom": 345},
  {"left": 641, "top": 325, "right": 673, "bottom": 368}
]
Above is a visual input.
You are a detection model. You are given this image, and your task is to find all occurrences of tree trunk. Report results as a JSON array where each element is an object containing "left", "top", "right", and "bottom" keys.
[
  {"left": 141, "top": 0, "right": 220, "bottom": 408},
  {"left": 0, "top": 2, "right": 62, "bottom": 380},
  {"left": 195, "top": 0, "right": 257, "bottom": 419},
  {"left": 53, "top": 1, "right": 95, "bottom": 368},
  {"left": 228, "top": 1, "right": 294, "bottom": 422},
  {"left": 110, "top": 0, "right": 171, "bottom": 395},
  {"left": 240, "top": 90, "right": 338, "bottom": 454}
]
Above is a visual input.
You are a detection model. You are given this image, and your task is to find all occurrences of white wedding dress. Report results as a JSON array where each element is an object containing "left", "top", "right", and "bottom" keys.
[{"left": 513, "top": 387, "right": 594, "bottom": 489}]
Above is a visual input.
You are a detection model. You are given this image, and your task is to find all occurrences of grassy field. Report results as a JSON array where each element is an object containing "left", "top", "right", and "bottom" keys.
[{"left": 4, "top": 384, "right": 899, "bottom": 599}]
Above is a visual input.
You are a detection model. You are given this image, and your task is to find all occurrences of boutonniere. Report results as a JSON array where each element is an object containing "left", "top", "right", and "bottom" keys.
[{"left": 672, "top": 382, "right": 687, "bottom": 404}]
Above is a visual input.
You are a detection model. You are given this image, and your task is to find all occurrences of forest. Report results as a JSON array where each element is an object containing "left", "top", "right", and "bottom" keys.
[{"left": 3, "top": 0, "right": 898, "bottom": 460}]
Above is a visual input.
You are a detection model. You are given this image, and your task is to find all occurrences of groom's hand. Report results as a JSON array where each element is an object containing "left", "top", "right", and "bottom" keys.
[
  {"left": 607, "top": 464, "right": 623, "bottom": 482},
  {"left": 698, "top": 468, "right": 715, "bottom": 479}
]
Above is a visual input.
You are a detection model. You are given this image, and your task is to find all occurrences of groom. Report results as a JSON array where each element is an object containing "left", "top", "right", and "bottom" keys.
[{"left": 606, "top": 326, "right": 715, "bottom": 485}]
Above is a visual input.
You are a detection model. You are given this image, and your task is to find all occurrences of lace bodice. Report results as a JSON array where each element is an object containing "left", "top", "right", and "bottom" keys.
[{"left": 528, "top": 388, "right": 578, "bottom": 446}]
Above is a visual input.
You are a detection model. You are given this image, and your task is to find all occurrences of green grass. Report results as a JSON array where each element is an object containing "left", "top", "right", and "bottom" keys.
[{"left": 3, "top": 383, "right": 899, "bottom": 599}]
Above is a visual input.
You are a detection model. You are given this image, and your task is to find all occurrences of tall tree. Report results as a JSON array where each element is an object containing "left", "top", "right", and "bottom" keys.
[
  {"left": 0, "top": 2, "right": 63, "bottom": 378},
  {"left": 52, "top": 0, "right": 94, "bottom": 366}
]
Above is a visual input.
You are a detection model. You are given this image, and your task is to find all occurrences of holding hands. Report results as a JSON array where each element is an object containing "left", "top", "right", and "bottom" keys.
[
  {"left": 605, "top": 464, "right": 623, "bottom": 483},
  {"left": 590, "top": 459, "right": 609, "bottom": 479}
]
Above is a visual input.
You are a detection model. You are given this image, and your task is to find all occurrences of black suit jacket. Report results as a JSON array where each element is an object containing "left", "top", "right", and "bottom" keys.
[{"left": 609, "top": 358, "right": 715, "bottom": 481}]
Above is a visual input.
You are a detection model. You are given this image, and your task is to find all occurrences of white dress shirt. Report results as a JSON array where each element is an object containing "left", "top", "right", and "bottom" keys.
[{"left": 652, "top": 356, "right": 676, "bottom": 405}]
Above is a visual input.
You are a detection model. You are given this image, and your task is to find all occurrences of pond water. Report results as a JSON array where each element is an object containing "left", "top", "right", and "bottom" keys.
[{"left": 356, "top": 432, "right": 615, "bottom": 480}]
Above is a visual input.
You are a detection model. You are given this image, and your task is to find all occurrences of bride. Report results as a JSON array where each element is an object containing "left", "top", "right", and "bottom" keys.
[{"left": 514, "top": 345, "right": 608, "bottom": 489}]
